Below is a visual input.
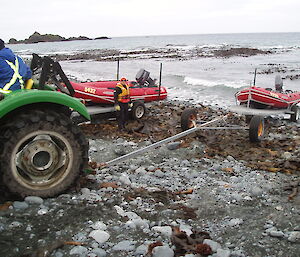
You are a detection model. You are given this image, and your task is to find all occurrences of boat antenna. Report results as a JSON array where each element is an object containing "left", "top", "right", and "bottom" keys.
[
  {"left": 158, "top": 63, "right": 162, "bottom": 98},
  {"left": 253, "top": 68, "right": 257, "bottom": 86}
]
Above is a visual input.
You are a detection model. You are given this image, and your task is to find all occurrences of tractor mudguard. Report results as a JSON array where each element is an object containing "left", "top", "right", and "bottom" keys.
[{"left": 0, "top": 90, "right": 90, "bottom": 120}]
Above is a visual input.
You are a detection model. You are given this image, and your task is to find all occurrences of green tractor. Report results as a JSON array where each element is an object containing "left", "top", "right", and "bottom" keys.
[{"left": 0, "top": 55, "right": 90, "bottom": 197}]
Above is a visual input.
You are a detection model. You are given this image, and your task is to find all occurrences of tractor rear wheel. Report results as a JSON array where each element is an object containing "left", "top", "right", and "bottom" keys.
[{"left": 0, "top": 109, "right": 88, "bottom": 197}]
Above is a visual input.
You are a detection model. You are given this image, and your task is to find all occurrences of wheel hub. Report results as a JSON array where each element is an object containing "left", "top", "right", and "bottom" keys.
[
  {"left": 135, "top": 106, "right": 144, "bottom": 119},
  {"left": 17, "top": 136, "right": 66, "bottom": 177}
]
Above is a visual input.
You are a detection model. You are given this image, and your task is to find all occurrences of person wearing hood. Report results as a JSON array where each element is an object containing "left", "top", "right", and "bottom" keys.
[{"left": 0, "top": 39, "right": 32, "bottom": 94}]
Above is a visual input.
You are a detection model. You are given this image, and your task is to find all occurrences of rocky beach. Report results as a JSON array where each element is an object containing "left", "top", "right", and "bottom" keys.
[
  {"left": 0, "top": 100, "right": 299, "bottom": 257},
  {"left": 1, "top": 32, "right": 300, "bottom": 257}
]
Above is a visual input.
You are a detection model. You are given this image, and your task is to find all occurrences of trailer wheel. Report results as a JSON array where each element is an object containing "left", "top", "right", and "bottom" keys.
[
  {"left": 290, "top": 105, "right": 300, "bottom": 122},
  {"left": 249, "top": 116, "right": 265, "bottom": 142},
  {"left": 131, "top": 101, "right": 146, "bottom": 120},
  {"left": 0, "top": 109, "right": 88, "bottom": 197},
  {"left": 181, "top": 108, "right": 198, "bottom": 131}
]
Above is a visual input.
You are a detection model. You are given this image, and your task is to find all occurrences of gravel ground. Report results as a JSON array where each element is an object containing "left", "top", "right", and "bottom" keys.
[{"left": 0, "top": 101, "right": 299, "bottom": 257}]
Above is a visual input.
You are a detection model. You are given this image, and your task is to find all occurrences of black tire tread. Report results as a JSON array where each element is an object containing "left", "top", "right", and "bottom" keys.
[
  {"left": 249, "top": 116, "right": 264, "bottom": 143},
  {"left": 0, "top": 109, "right": 88, "bottom": 197},
  {"left": 290, "top": 105, "right": 299, "bottom": 122},
  {"left": 181, "top": 108, "right": 198, "bottom": 131}
]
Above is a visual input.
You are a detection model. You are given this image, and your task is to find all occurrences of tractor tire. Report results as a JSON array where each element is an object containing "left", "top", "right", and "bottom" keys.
[
  {"left": 181, "top": 108, "right": 198, "bottom": 131},
  {"left": 290, "top": 105, "right": 300, "bottom": 122},
  {"left": 249, "top": 116, "right": 265, "bottom": 142},
  {"left": 0, "top": 109, "right": 88, "bottom": 198},
  {"left": 130, "top": 101, "right": 146, "bottom": 120}
]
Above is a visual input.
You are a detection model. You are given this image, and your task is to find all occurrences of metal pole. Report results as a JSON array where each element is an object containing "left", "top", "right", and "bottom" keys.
[
  {"left": 104, "top": 115, "right": 228, "bottom": 167},
  {"left": 117, "top": 58, "right": 120, "bottom": 80},
  {"left": 253, "top": 68, "right": 257, "bottom": 86},
  {"left": 158, "top": 63, "right": 162, "bottom": 98}
]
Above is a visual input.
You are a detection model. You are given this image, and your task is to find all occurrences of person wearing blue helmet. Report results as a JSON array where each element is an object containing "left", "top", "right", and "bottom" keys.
[{"left": 0, "top": 39, "right": 32, "bottom": 94}]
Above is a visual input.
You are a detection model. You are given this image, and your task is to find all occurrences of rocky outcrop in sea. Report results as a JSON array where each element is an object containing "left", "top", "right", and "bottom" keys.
[{"left": 8, "top": 31, "right": 110, "bottom": 44}]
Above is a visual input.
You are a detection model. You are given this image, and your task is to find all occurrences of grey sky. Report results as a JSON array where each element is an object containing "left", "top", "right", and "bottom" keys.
[{"left": 1, "top": 0, "right": 300, "bottom": 42}]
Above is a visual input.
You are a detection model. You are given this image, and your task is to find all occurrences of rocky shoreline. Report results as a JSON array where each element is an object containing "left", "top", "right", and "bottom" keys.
[
  {"left": 49, "top": 47, "right": 299, "bottom": 81},
  {"left": 0, "top": 100, "right": 299, "bottom": 257},
  {"left": 50, "top": 47, "right": 272, "bottom": 63}
]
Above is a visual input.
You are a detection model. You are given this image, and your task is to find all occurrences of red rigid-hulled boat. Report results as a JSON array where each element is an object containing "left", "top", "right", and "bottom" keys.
[{"left": 70, "top": 69, "right": 167, "bottom": 104}]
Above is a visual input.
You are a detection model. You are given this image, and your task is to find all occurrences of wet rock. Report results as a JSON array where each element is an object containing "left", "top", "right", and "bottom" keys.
[
  {"left": 250, "top": 186, "right": 263, "bottom": 197},
  {"left": 37, "top": 208, "right": 48, "bottom": 215},
  {"left": 80, "top": 191, "right": 102, "bottom": 202},
  {"left": 54, "top": 251, "right": 64, "bottom": 257},
  {"left": 112, "top": 240, "right": 136, "bottom": 251},
  {"left": 269, "top": 230, "right": 285, "bottom": 238},
  {"left": 119, "top": 173, "right": 131, "bottom": 185},
  {"left": 147, "top": 165, "right": 156, "bottom": 172},
  {"left": 69, "top": 245, "right": 88, "bottom": 255},
  {"left": 91, "top": 221, "right": 107, "bottom": 230},
  {"left": 227, "top": 218, "right": 243, "bottom": 227},
  {"left": 231, "top": 249, "right": 246, "bottom": 257},
  {"left": 13, "top": 201, "right": 29, "bottom": 210},
  {"left": 8, "top": 221, "right": 22, "bottom": 229},
  {"left": 91, "top": 248, "right": 107, "bottom": 256},
  {"left": 227, "top": 155, "right": 235, "bottom": 162},
  {"left": 216, "top": 249, "right": 231, "bottom": 257},
  {"left": 166, "top": 142, "right": 181, "bottom": 150},
  {"left": 154, "top": 169, "right": 165, "bottom": 178},
  {"left": 282, "top": 152, "right": 292, "bottom": 160},
  {"left": 135, "top": 244, "right": 148, "bottom": 255},
  {"left": 72, "top": 232, "right": 87, "bottom": 242},
  {"left": 89, "top": 230, "right": 110, "bottom": 243},
  {"left": 136, "top": 167, "right": 147, "bottom": 174},
  {"left": 288, "top": 231, "right": 300, "bottom": 243},
  {"left": 152, "top": 245, "right": 174, "bottom": 257},
  {"left": 152, "top": 226, "right": 172, "bottom": 238},
  {"left": 24, "top": 196, "right": 43, "bottom": 205},
  {"left": 81, "top": 188, "right": 90, "bottom": 194},
  {"left": 265, "top": 227, "right": 277, "bottom": 234},
  {"left": 203, "top": 239, "right": 222, "bottom": 252},
  {"left": 294, "top": 225, "right": 300, "bottom": 231},
  {"left": 114, "top": 146, "right": 127, "bottom": 156},
  {"left": 90, "top": 146, "right": 98, "bottom": 152}
]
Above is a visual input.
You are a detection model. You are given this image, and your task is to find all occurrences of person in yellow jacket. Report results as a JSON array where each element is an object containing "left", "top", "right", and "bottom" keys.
[{"left": 114, "top": 77, "right": 132, "bottom": 131}]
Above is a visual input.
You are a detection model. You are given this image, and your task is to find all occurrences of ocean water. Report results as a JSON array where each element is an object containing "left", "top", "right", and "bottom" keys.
[{"left": 9, "top": 33, "right": 300, "bottom": 108}]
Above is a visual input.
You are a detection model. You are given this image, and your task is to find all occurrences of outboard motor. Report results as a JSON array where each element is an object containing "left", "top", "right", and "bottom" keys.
[
  {"left": 136, "top": 69, "right": 155, "bottom": 86},
  {"left": 275, "top": 75, "right": 283, "bottom": 92}
]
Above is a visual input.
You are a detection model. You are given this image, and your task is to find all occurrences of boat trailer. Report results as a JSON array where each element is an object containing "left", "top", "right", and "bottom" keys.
[{"left": 90, "top": 108, "right": 264, "bottom": 169}]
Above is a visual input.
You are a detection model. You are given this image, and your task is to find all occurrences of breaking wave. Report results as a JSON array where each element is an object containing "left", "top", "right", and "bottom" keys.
[{"left": 183, "top": 76, "right": 248, "bottom": 89}]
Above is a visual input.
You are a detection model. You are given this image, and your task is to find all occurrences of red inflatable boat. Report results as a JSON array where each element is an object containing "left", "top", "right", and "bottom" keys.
[
  {"left": 236, "top": 86, "right": 300, "bottom": 109},
  {"left": 236, "top": 75, "right": 300, "bottom": 109},
  {"left": 70, "top": 69, "right": 167, "bottom": 105}
]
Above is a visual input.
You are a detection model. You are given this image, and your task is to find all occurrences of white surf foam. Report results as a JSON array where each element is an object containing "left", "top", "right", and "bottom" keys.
[{"left": 183, "top": 76, "right": 248, "bottom": 89}]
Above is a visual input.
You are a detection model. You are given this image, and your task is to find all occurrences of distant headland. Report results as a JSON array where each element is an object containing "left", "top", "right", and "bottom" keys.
[{"left": 8, "top": 32, "right": 111, "bottom": 44}]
